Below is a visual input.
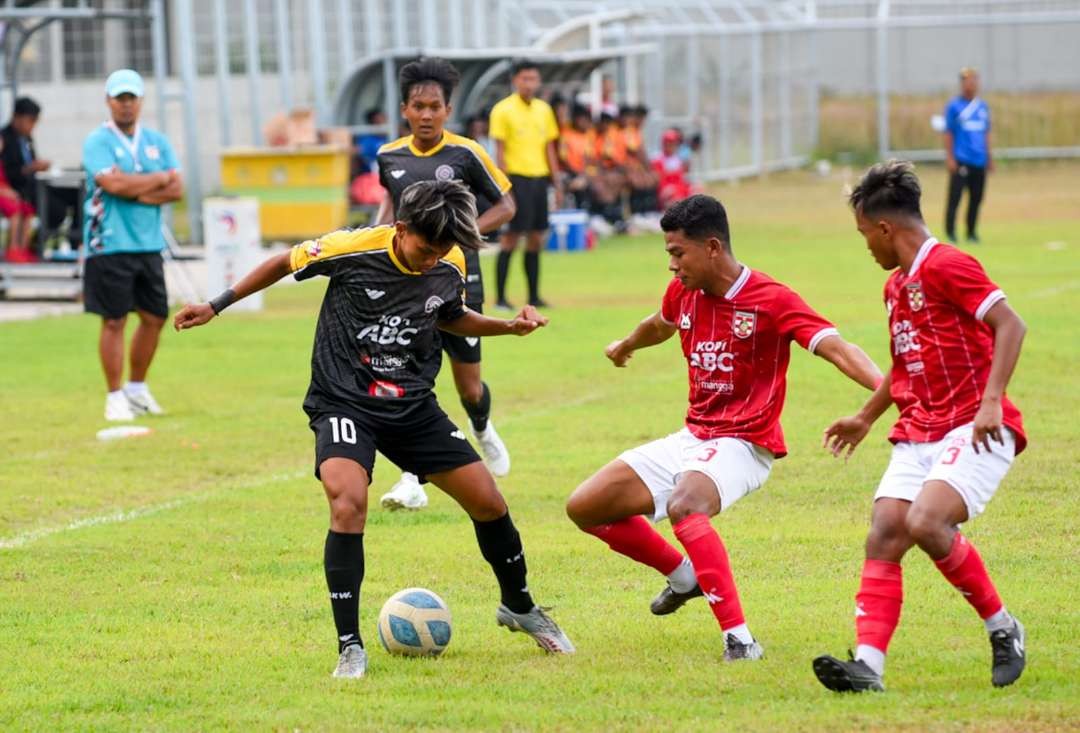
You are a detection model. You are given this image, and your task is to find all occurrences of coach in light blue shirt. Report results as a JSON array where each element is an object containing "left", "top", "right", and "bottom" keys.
[
  {"left": 943, "top": 67, "right": 992, "bottom": 244},
  {"left": 82, "top": 69, "right": 184, "bottom": 423}
]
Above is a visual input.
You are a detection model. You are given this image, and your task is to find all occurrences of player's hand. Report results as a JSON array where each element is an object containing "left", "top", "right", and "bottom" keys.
[
  {"left": 605, "top": 340, "right": 632, "bottom": 367},
  {"left": 553, "top": 184, "right": 565, "bottom": 209},
  {"left": 987, "top": 158, "right": 996, "bottom": 174},
  {"left": 822, "top": 415, "right": 872, "bottom": 461},
  {"left": 508, "top": 305, "right": 548, "bottom": 336},
  {"left": 173, "top": 303, "right": 216, "bottom": 331},
  {"left": 946, "top": 158, "right": 958, "bottom": 174},
  {"left": 971, "top": 398, "right": 1004, "bottom": 454}
]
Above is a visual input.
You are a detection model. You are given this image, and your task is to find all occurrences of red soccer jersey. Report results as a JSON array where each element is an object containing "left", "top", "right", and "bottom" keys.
[
  {"left": 884, "top": 238, "right": 1026, "bottom": 452},
  {"left": 660, "top": 267, "right": 839, "bottom": 457}
]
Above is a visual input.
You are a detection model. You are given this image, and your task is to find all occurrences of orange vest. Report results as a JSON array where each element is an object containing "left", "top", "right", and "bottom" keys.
[
  {"left": 595, "top": 127, "right": 628, "bottom": 167},
  {"left": 560, "top": 129, "right": 590, "bottom": 174}
]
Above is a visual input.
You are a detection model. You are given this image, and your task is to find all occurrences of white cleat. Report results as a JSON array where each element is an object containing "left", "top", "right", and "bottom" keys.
[
  {"left": 473, "top": 423, "right": 510, "bottom": 477},
  {"left": 332, "top": 645, "right": 367, "bottom": 678},
  {"left": 380, "top": 473, "right": 429, "bottom": 511},
  {"left": 124, "top": 387, "right": 164, "bottom": 416},
  {"left": 105, "top": 392, "right": 135, "bottom": 422},
  {"left": 496, "top": 605, "right": 575, "bottom": 654}
]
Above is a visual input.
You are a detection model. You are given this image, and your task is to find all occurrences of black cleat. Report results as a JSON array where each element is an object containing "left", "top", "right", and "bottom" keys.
[
  {"left": 649, "top": 583, "right": 704, "bottom": 616},
  {"left": 813, "top": 653, "right": 885, "bottom": 692},
  {"left": 990, "top": 616, "right": 1026, "bottom": 687},
  {"left": 527, "top": 298, "right": 551, "bottom": 309},
  {"left": 723, "top": 634, "right": 764, "bottom": 661},
  {"left": 494, "top": 299, "right": 515, "bottom": 311}
]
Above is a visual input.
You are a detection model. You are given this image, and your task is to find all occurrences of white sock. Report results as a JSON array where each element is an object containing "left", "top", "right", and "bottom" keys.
[
  {"left": 124, "top": 381, "right": 147, "bottom": 395},
  {"left": 984, "top": 607, "right": 1012, "bottom": 633},
  {"left": 855, "top": 644, "right": 886, "bottom": 677},
  {"left": 107, "top": 389, "right": 126, "bottom": 400},
  {"left": 667, "top": 557, "right": 697, "bottom": 593},
  {"left": 723, "top": 623, "right": 754, "bottom": 645},
  {"left": 400, "top": 472, "right": 420, "bottom": 485}
]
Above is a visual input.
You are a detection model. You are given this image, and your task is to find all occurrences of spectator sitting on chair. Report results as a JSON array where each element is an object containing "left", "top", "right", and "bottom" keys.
[
  {"left": 0, "top": 137, "right": 35, "bottom": 262},
  {"left": 82, "top": 69, "right": 183, "bottom": 422},
  {"left": 1, "top": 96, "right": 83, "bottom": 254}
]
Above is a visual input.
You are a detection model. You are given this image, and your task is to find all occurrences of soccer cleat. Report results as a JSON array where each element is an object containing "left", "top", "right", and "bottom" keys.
[
  {"left": 473, "top": 422, "right": 510, "bottom": 477},
  {"left": 723, "top": 634, "right": 765, "bottom": 662},
  {"left": 496, "top": 605, "right": 575, "bottom": 654},
  {"left": 124, "top": 386, "right": 164, "bottom": 415},
  {"left": 812, "top": 652, "right": 885, "bottom": 692},
  {"left": 527, "top": 298, "right": 551, "bottom": 309},
  {"left": 494, "top": 299, "right": 515, "bottom": 312},
  {"left": 649, "top": 582, "right": 704, "bottom": 616},
  {"left": 331, "top": 644, "right": 367, "bottom": 679},
  {"left": 990, "top": 616, "right": 1026, "bottom": 687},
  {"left": 105, "top": 392, "right": 135, "bottom": 421},
  {"left": 967, "top": 234, "right": 981, "bottom": 245},
  {"left": 380, "top": 474, "right": 429, "bottom": 511}
]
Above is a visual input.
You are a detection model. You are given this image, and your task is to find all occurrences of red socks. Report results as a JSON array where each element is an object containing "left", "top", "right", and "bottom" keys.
[
  {"left": 672, "top": 514, "right": 745, "bottom": 630},
  {"left": 933, "top": 532, "right": 1004, "bottom": 620},
  {"left": 584, "top": 515, "right": 684, "bottom": 575},
  {"left": 855, "top": 559, "right": 903, "bottom": 653}
]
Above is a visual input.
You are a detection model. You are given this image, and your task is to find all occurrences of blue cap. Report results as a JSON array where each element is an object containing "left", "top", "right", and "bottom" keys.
[{"left": 105, "top": 69, "right": 144, "bottom": 98}]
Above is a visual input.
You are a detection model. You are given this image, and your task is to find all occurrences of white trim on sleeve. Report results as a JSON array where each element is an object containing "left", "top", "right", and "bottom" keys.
[
  {"left": 975, "top": 289, "right": 1006, "bottom": 321},
  {"left": 659, "top": 313, "right": 676, "bottom": 326},
  {"left": 808, "top": 327, "right": 840, "bottom": 355}
]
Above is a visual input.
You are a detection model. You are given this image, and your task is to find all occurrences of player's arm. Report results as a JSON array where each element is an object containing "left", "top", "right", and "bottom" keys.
[
  {"left": 173, "top": 251, "right": 292, "bottom": 331},
  {"left": 96, "top": 168, "right": 173, "bottom": 199},
  {"left": 375, "top": 191, "right": 394, "bottom": 226},
  {"left": 494, "top": 140, "right": 507, "bottom": 172},
  {"left": 985, "top": 130, "right": 994, "bottom": 173},
  {"left": 971, "top": 300, "right": 1025, "bottom": 452},
  {"left": 439, "top": 305, "right": 547, "bottom": 337},
  {"left": 823, "top": 371, "right": 894, "bottom": 460},
  {"left": 813, "top": 335, "right": 882, "bottom": 391},
  {"left": 476, "top": 192, "right": 515, "bottom": 234},
  {"left": 605, "top": 312, "right": 677, "bottom": 368},
  {"left": 136, "top": 170, "right": 184, "bottom": 205}
]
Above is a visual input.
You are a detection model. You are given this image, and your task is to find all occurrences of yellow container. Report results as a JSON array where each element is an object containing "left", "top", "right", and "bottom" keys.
[
  {"left": 259, "top": 201, "right": 349, "bottom": 241},
  {"left": 220, "top": 146, "right": 350, "bottom": 188}
]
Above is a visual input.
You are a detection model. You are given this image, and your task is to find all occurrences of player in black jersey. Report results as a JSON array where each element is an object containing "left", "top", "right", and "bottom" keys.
[
  {"left": 376, "top": 58, "right": 518, "bottom": 512},
  {"left": 174, "top": 180, "right": 574, "bottom": 679}
]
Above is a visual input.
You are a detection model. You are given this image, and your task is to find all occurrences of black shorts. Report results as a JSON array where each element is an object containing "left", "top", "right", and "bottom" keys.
[
  {"left": 306, "top": 398, "right": 481, "bottom": 483},
  {"left": 441, "top": 301, "right": 483, "bottom": 364},
  {"left": 83, "top": 251, "right": 168, "bottom": 319},
  {"left": 507, "top": 175, "right": 550, "bottom": 232}
]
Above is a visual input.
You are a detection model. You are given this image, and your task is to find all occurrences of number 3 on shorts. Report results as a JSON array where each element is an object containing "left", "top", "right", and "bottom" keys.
[
  {"left": 939, "top": 437, "right": 965, "bottom": 466},
  {"left": 328, "top": 416, "right": 357, "bottom": 444},
  {"left": 696, "top": 447, "right": 718, "bottom": 463}
]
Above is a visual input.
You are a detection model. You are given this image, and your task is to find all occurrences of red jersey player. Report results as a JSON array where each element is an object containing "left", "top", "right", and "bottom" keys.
[
  {"left": 812, "top": 161, "right": 1028, "bottom": 693},
  {"left": 565, "top": 194, "right": 881, "bottom": 661}
]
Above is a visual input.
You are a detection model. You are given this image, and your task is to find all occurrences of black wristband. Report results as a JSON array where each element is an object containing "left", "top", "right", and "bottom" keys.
[{"left": 208, "top": 288, "right": 236, "bottom": 315}]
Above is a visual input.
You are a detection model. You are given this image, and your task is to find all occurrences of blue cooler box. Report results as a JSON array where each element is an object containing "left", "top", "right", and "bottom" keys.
[{"left": 546, "top": 209, "right": 589, "bottom": 252}]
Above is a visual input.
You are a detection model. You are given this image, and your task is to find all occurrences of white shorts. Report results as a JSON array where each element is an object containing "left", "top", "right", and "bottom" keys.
[
  {"left": 874, "top": 423, "right": 1016, "bottom": 520},
  {"left": 618, "top": 428, "right": 774, "bottom": 523}
]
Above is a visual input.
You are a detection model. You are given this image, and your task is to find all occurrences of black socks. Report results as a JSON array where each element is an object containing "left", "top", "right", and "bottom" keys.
[
  {"left": 473, "top": 512, "right": 534, "bottom": 614},
  {"left": 524, "top": 251, "right": 540, "bottom": 303},
  {"left": 460, "top": 382, "right": 492, "bottom": 433},
  {"left": 324, "top": 530, "right": 365, "bottom": 651},
  {"left": 496, "top": 250, "right": 512, "bottom": 302}
]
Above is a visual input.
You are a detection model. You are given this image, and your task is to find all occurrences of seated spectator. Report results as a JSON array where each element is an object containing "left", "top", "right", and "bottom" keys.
[
  {"left": 0, "top": 138, "right": 34, "bottom": 262},
  {"left": 621, "top": 104, "right": 660, "bottom": 222},
  {"left": 465, "top": 113, "right": 496, "bottom": 159},
  {"left": 354, "top": 108, "right": 388, "bottom": 174},
  {"left": 1, "top": 96, "right": 82, "bottom": 253},
  {"left": 653, "top": 128, "right": 694, "bottom": 210},
  {"left": 558, "top": 105, "right": 595, "bottom": 210}
]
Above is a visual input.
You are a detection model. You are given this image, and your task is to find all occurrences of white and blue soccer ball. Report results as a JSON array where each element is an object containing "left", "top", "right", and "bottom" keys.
[{"left": 377, "top": 587, "right": 452, "bottom": 657}]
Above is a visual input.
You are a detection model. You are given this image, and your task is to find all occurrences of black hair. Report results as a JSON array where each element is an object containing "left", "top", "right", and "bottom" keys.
[
  {"left": 570, "top": 104, "right": 591, "bottom": 120},
  {"left": 549, "top": 92, "right": 566, "bottom": 107},
  {"left": 364, "top": 108, "right": 384, "bottom": 124},
  {"left": 660, "top": 194, "right": 731, "bottom": 251},
  {"left": 396, "top": 180, "right": 483, "bottom": 251},
  {"left": 618, "top": 104, "right": 634, "bottom": 117},
  {"left": 510, "top": 58, "right": 540, "bottom": 77},
  {"left": 598, "top": 112, "right": 615, "bottom": 124},
  {"left": 399, "top": 57, "right": 460, "bottom": 105},
  {"left": 634, "top": 103, "right": 649, "bottom": 116},
  {"left": 13, "top": 97, "right": 40, "bottom": 118},
  {"left": 850, "top": 159, "right": 923, "bottom": 220}
]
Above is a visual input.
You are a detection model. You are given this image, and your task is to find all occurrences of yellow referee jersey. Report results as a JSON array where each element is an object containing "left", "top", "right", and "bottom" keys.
[{"left": 488, "top": 93, "right": 560, "bottom": 178}]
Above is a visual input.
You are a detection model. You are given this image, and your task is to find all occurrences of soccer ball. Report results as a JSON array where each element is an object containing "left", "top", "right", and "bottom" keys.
[{"left": 377, "top": 587, "right": 452, "bottom": 657}]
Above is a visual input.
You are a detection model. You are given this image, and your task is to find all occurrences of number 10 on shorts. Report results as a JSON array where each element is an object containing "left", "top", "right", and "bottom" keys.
[{"left": 329, "top": 416, "right": 357, "bottom": 444}]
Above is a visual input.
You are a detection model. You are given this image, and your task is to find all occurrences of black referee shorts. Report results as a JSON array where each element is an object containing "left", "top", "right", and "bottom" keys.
[
  {"left": 507, "top": 174, "right": 550, "bottom": 232},
  {"left": 306, "top": 397, "right": 481, "bottom": 483},
  {"left": 83, "top": 251, "right": 168, "bottom": 320}
]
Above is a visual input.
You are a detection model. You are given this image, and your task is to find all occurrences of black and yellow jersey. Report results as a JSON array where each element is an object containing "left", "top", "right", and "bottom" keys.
[
  {"left": 377, "top": 131, "right": 510, "bottom": 305},
  {"left": 288, "top": 225, "right": 468, "bottom": 416}
]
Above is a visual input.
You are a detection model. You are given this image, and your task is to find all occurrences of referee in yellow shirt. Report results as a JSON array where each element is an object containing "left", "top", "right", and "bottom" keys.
[{"left": 489, "top": 59, "right": 562, "bottom": 309}]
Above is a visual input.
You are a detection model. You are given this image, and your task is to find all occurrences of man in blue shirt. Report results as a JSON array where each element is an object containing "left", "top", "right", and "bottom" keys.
[
  {"left": 83, "top": 69, "right": 184, "bottom": 422},
  {"left": 944, "top": 67, "right": 993, "bottom": 244}
]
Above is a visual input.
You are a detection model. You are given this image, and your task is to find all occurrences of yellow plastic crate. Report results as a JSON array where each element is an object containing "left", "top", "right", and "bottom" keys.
[
  {"left": 221, "top": 146, "right": 351, "bottom": 189},
  {"left": 258, "top": 200, "right": 348, "bottom": 241}
]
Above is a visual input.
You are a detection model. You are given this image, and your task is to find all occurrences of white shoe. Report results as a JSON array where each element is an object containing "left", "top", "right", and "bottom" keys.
[
  {"left": 104, "top": 392, "right": 135, "bottom": 422},
  {"left": 124, "top": 386, "right": 164, "bottom": 415},
  {"left": 473, "top": 423, "right": 510, "bottom": 477},
  {"left": 380, "top": 474, "right": 429, "bottom": 511},
  {"left": 331, "top": 644, "right": 367, "bottom": 678}
]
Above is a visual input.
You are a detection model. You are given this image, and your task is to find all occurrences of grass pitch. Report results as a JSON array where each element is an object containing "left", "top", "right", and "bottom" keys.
[{"left": 2, "top": 161, "right": 1079, "bottom": 731}]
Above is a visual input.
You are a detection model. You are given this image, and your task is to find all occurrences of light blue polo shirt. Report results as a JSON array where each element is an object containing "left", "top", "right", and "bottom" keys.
[
  {"left": 945, "top": 96, "right": 990, "bottom": 168},
  {"left": 82, "top": 122, "right": 179, "bottom": 256}
]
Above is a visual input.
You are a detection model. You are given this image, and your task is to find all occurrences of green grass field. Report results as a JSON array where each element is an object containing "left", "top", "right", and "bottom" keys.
[{"left": 2, "top": 162, "right": 1079, "bottom": 731}]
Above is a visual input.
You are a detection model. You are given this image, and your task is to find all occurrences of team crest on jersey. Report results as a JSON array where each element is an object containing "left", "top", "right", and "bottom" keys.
[
  {"left": 306, "top": 240, "right": 321, "bottom": 257},
  {"left": 424, "top": 295, "right": 445, "bottom": 314},
  {"left": 679, "top": 313, "right": 691, "bottom": 330},
  {"left": 906, "top": 282, "right": 925, "bottom": 311},
  {"left": 435, "top": 164, "right": 455, "bottom": 181},
  {"left": 732, "top": 310, "right": 756, "bottom": 339}
]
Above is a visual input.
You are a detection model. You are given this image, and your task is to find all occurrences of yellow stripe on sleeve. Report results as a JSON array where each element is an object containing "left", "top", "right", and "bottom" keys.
[{"left": 289, "top": 226, "right": 395, "bottom": 273}]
